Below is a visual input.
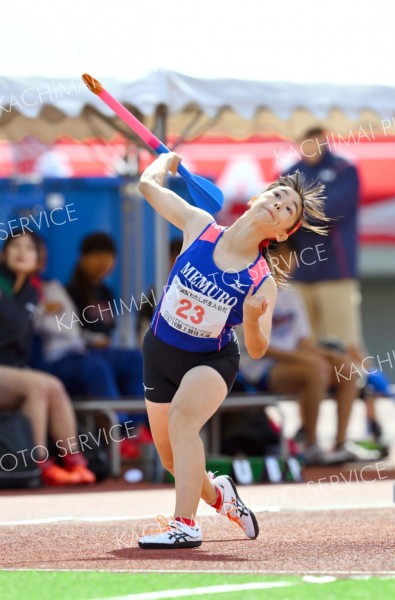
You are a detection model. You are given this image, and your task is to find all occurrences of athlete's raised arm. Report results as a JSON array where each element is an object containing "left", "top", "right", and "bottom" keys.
[
  {"left": 242, "top": 276, "right": 277, "bottom": 359},
  {"left": 139, "top": 153, "right": 212, "bottom": 235}
]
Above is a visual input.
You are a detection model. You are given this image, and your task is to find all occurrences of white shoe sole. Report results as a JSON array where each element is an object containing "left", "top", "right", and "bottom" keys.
[
  {"left": 138, "top": 539, "right": 202, "bottom": 549},
  {"left": 218, "top": 475, "right": 259, "bottom": 540}
]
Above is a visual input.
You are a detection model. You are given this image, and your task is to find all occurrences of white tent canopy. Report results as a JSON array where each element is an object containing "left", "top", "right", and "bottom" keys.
[
  {"left": 3, "top": 0, "right": 395, "bottom": 142},
  {"left": 2, "top": 70, "right": 395, "bottom": 143}
]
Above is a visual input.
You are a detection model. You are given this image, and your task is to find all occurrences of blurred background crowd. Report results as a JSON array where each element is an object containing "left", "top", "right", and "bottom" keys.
[{"left": 1, "top": 115, "right": 394, "bottom": 489}]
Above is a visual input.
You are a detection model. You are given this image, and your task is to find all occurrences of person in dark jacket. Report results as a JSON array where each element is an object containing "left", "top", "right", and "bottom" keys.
[
  {"left": 0, "top": 229, "right": 96, "bottom": 486},
  {"left": 282, "top": 127, "right": 391, "bottom": 437},
  {"left": 67, "top": 233, "right": 143, "bottom": 398},
  {"left": 0, "top": 237, "right": 39, "bottom": 368},
  {"left": 282, "top": 126, "right": 363, "bottom": 363}
]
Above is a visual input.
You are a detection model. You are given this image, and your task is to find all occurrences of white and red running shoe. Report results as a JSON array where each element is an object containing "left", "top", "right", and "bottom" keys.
[
  {"left": 212, "top": 475, "right": 259, "bottom": 540},
  {"left": 138, "top": 516, "right": 202, "bottom": 549}
]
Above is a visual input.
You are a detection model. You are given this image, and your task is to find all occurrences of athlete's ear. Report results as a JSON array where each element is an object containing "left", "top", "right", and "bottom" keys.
[
  {"left": 247, "top": 195, "right": 257, "bottom": 207},
  {"left": 275, "top": 232, "right": 289, "bottom": 242}
]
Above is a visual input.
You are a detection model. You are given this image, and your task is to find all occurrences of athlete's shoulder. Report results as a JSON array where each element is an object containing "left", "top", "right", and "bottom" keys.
[
  {"left": 247, "top": 255, "right": 271, "bottom": 289},
  {"left": 182, "top": 211, "right": 217, "bottom": 250}
]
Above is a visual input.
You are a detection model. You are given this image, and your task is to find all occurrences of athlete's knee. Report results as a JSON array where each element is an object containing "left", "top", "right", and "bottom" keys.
[
  {"left": 168, "top": 404, "right": 199, "bottom": 438},
  {"left": 153, "top": 443, "right": 174, "bottom": 473}
]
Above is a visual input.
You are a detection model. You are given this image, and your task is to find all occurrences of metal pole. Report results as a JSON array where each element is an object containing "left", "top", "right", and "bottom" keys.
[
  {"left": 153, "top": 104, "right": 170, "bottom": 295},
  {"left": 120, "top": 176, "right": 142, "bottom": 348}
]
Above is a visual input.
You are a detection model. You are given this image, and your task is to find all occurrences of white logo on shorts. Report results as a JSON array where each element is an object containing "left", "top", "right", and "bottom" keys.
[{"left": 143, "top": 384, "right": 154, "bottom": 392}]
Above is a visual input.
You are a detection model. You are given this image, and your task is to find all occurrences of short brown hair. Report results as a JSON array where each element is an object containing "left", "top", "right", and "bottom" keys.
[
  {"left": 260, "top": 170, "right": 329, "bottom": 285},
  {"left": 264, "top": 170, "right": 328, "bottom": 236},
  {"left": 300, "top": 126, "right": 326, "bottom": 140},
  {"left": 80, "top": 232, "right": 116, "bottom": 256}
]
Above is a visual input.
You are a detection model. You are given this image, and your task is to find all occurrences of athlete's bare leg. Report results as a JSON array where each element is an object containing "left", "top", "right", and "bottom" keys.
[
  {"left": 145, "top": 398, "right": 217, "bottom": 506},
  {"left": 169, "top": 365, "right": 226, "bottom": 519},
  {"left": 146, "top": 365, "right": 226, "bottom": 519}
]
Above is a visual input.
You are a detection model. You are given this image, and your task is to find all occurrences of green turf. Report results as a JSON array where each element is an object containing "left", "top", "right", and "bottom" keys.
[{"left": 0, "top": 571, "right": 394, "bottom": 600}]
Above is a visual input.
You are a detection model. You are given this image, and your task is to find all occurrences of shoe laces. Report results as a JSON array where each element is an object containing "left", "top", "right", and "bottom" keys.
[
  {"left": 144, "top": 515, "right": 175, "bottom": 535},
  {"left": 224, "top": 498, "right": 247, "bottom": 533}
]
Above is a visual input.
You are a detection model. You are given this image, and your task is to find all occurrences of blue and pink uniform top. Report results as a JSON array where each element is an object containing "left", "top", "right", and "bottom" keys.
[{"left": 151, "top": 221, "right": 272, "bottom": 352}]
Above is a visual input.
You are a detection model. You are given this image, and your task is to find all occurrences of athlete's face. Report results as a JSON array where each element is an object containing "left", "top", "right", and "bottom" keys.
[
  {"left": 249, "top": 186, "right": 303, "bottom": 241},
  {"left": 299, "top": 133, "right": 327, "bottom": 166},
  {"left": 80, "top": 251, "right": 115, "bottom": 282},
  {"left": 3, "top": 234, "right": 39, "bottom": 275}
]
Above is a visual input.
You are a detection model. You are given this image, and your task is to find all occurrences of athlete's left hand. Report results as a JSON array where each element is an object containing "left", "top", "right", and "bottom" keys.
[{"left": 243, "top": 284, "right": 269, "bottom": 322}]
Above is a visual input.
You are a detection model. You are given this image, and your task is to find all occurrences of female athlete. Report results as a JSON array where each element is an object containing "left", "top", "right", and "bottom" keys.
[{"left": 138, "top": 152, "right": 327, "bottom": 549}]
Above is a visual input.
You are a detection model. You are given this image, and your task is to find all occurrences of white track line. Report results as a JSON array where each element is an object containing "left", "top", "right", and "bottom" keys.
[
  {"left": 92, "top": 582, "right": 294, "bottom": 600},
  {"left": 1, "top": 568, "right": 395, "bottom": 576},
  {"left": 278, "top": 502, "right": 395, "bottom": 512},
  {"left": 0, "top": 502, "right": 393, "bottom": 527}
]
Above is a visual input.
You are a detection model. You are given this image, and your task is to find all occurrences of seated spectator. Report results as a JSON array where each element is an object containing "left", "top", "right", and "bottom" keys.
[
  {"left": 67, "top": 233, "right": 121, "bottom": 346},
  {"left": 65, "top": 232, "right": 148, "bottom": 457},
  {"left": 65, "top": 232, "right": 144, "bottom": 397},
  {"left": 34, "top": 238, "right": 143, "bottom": 401},
  {"left": 281, "top": 129, "right": 392, "bottom": 440},
  {"left": 238, "top": 240, "right": 381, "bottom": 465},
  {"left": 0, "top": 230, "right": 96, "bottom": 485}
]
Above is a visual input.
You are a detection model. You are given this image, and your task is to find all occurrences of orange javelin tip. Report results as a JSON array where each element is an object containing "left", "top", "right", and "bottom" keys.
[{"left": 82, "top": 73, "right": 103, "bottom": 94}]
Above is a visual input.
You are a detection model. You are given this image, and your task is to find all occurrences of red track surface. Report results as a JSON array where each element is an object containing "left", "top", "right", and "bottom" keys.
[
  {"left": 1, "top": 509, "right": 394, "bottom": 574},
  {"left": 1, "top": 479, "right": 394, "bottom": 575}
]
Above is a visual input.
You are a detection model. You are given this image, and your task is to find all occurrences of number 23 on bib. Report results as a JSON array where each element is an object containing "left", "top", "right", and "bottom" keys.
[{"left": 161, "top": 275, "right": 232, "bottom": 339}]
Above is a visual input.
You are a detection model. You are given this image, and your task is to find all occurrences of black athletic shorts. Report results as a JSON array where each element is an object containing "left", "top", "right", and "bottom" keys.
[{"left": 142, "top": 327, "right": 240, "bottom": 404}]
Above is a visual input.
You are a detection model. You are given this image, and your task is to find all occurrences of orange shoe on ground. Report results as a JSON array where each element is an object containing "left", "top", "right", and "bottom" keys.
[
  {"left": 67, "top": 464, "right": 96, "bottom": 484},
  {"left": 41, "top": 464, "right": 82, "bottom": 486}
]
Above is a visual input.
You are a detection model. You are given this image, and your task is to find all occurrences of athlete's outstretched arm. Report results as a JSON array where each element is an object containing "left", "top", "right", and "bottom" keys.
[
  {"left": 242, "top": 277, "right": 277, "bottom": 359},
  {"left": 139, "top": 152, "right": 212, "bottom": 233}
]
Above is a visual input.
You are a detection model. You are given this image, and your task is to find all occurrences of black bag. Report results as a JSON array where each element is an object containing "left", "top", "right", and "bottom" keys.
[
  {"left": 0, "top": 411, "right": 41, "bottom": 489},
  {"left": 220, "top": 407, "right": 281, "bottom": 457}
]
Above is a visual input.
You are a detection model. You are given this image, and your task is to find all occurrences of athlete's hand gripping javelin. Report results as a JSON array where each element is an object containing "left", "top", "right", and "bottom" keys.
[{"left": 139, "top": 152, "right": 219, "bottom": 251}]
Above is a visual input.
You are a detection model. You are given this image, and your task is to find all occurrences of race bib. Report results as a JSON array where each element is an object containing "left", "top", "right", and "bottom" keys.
[{"left": 161, "top": 275, "right": 231, "bottom": 338}]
